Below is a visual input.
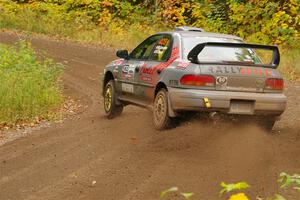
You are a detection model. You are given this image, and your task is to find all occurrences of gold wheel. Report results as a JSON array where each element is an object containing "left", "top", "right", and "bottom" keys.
[
  {"left": 104, "top": 85, "right": 112, "bottom": 112},
  {"left": 154, "top": 94, "right": 166, "bottom": 123},
  {"left": 153, "top": 88, "right": 171, "bottom": 130},
  {"left": 103, "top": 80, "right": 123, "bottom": 118}
]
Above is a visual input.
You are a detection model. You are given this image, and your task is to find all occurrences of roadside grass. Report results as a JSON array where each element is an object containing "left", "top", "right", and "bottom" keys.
[
  {"left": 0, "top": 1, "right": 159, "bottom": 49},
  {"left": 0, "top": 1, "right": 299, "bottom": 81},
  {"left": 0, "top": 41, "right": 64, "bottom": 127},
  {"left": 279, "top": 46, "right": 300, "bottom": 81}
]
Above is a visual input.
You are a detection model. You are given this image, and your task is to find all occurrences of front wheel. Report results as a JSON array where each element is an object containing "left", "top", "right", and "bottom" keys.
[
  {"left": 103, "top": 80, "right": 123, "bottom": 119},
  {"left": 153, "top": 88, "right": 172, "bottom": 130}
]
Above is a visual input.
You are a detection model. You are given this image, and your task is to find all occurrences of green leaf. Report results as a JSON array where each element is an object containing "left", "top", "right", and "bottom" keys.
[
  {"left": 160, "top": 187, "right": 178, "bottom": 198},
  {"left": 272, "top": 194, "right": 287, "bottom": 200},
  {"left": 180, "top": 192, "right": 194, "bottom": 199},
  {"left": 279, "top": 172, "right": 293, "bottom": 188},
  {"left": 278, "top": 172, "right": 300, "bottom": 190},
  {"left": 220, "top": 181, "right": 250, "bottom": 196},
  {"left": 293, "top": 187, "right": 300, "bottom": 192}
]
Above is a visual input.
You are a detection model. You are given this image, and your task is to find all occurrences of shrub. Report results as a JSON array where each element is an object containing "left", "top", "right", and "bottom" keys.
[
  {"left": 0, "top": 41, "right": 63, "bottom": 126},
  {"left": 1, "top": 0, "right": 299, "bottom": 46}
]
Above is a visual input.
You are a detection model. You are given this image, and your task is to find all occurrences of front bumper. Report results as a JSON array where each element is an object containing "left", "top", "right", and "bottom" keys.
[{"left": 168, "top": 87, "right": 287, "bottom": 116}]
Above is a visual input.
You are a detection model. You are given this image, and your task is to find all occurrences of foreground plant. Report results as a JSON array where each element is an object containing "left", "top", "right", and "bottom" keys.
[
  {"left": 0, "top": 41, "right": 64, "bottom": 127},
  {"left": 220, "top": 182, "right": 250, "bottom": 200},
  {"left": 160, "top": 187, "right": 194, "bottom": 199},
  {"left": 278, "top": 172, "right": 300, "bottom": 191},
  {"left": 227, "top": 193, "right": 249, "bottom": 200},
  {"left": 160, "top": 172, "right": 300, "bottom": 199}
]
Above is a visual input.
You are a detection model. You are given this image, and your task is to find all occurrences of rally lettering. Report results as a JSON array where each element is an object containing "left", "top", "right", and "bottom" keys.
[
  {"left": 224, "top": 66, "right": 230, "bottom": 73},
  {"left": 247, "top": 68, "right": 252, "bottom": 75},
  {"left": 231, "top": 66, "right": 237, "bottom": 74},
  {"left": 265, "top": 69, "right": 273, "bottom": 76},
  {"left": 216, "top": 66, "right": 223, "bottom": 73}
]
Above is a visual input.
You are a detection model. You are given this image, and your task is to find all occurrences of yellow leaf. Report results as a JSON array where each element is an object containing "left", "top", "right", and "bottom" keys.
[{"left": 228, "top": 193, "right": 250, "bottom": 200}]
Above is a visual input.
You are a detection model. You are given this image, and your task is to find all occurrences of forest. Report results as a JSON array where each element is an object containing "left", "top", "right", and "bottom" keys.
[
  {"left": 0, "top": 0, "right": 299, "bottom": 79},
  {"left": 0, "top": 2, "right": 300, "bottom": 200},
  {"left": 1, "top": 0, "right": 299, "bottom": 45}
]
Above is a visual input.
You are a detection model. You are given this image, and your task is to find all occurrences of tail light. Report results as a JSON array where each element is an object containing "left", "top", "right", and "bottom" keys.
[
  {"left": 180, "top": 75, "right": 215, "bottom": 87},
  {"left": 265, "top": 78, "right": 284, "bottom": 90}
]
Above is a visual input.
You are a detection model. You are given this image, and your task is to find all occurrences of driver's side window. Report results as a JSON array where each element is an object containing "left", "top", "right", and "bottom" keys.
[{"left": 130, "top": 35, "right": 161, "bottom": 60}]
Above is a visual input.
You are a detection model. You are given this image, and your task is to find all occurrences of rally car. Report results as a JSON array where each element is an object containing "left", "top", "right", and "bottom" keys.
[{"left": 102, "top": 26, "right": 287, "bottom": 130}]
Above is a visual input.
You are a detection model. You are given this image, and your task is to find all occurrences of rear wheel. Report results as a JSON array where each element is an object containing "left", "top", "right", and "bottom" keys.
[
  {"left": 103, "top": 80, "right": 123, "bottom": 119},
  {"left": 153, "top": 88, "right": 172, "bottom": 130}
]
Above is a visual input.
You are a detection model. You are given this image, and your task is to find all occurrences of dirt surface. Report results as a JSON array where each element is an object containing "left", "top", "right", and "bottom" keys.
[{"left": 0, "top": 31, "right": 299, "bottom": 200}]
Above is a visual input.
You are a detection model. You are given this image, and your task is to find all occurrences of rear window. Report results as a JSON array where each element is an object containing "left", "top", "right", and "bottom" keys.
[{"left": 182, "top": 37, "right": 263, "bottom": 64}]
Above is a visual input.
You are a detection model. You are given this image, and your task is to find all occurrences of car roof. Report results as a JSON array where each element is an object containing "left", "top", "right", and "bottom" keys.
[{"left": 158, "top": 28, "right": 242, "bottom": 41}]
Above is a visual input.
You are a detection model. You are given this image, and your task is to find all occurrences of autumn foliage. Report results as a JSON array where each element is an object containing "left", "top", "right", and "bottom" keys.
[
  {"left": 0, "top": 0, "right": 299, "bottom": 79},
  {"left": 1, "top": 0, "right": 299, "bottom": 45}
]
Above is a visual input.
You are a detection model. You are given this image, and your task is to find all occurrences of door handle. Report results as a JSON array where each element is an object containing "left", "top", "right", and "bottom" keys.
[{"left": 135, "top": 66, "right": 140, "bottom": 73}]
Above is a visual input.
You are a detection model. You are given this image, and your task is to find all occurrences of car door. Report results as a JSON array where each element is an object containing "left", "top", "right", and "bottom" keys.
[
  {"left": 138, "top": 34, "right": 174, "bottom": 102},
  {"left": 117, "top": 35, "right": 162, "bottom": 101}
]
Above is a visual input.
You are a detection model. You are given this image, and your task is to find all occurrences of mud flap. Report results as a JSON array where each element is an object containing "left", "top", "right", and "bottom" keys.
[
  {"left": 167, "top": 92, "right": 177, "bottom": 117},
  {"left": 115, "top": 97, "right": 122, "bottom": 106}
]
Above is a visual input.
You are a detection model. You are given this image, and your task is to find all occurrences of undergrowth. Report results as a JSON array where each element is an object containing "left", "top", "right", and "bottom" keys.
[{"left": 0, "top": 41, "right": 64, "bottom": 127}]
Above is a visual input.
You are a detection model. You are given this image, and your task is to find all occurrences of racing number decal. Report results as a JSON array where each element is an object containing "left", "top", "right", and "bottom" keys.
[{"left": 140, "top": 47, "right": 179, "bottom": 83}]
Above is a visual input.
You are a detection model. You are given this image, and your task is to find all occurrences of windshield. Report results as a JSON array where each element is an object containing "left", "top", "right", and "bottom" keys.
[{"left": 182, "top": 37, "right": 263, "bottom": 64}]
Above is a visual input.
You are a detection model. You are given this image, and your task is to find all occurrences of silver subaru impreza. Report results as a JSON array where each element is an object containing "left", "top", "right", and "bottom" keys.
[{"left": 102, "top": 26, "right": 287, "bottom": 130}]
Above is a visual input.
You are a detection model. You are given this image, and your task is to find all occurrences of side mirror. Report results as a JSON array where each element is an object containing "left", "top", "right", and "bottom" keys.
[{"left": 116, "top": 50, "right": 129, "bottom": 59}]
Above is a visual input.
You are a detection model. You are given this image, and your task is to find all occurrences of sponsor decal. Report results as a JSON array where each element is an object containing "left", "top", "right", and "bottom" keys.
[
  {"left": 139, "top": 62, "right": 152, "bottom": 82},
  {"left": 158, "top": 38, "right": 169, "bottom": 46},
  {"left": 121, "top": 83, "right": 134, "bottom": 93},
  {"left": 208, "top": 66, "right": 273, "bottom": 76},
  {"left": 153, "top": 46, "right": 168, "bottom": 54},
  {"left": 122, "top": 64, "right": 135, "bottom": 80},
  {"left": 140, "top": 47, "right": 180, "bottom": 83},
  {"left": 112, "top": 59, "right": 124, "bottom": 66},
  {"left": 176, "top": 62, "right": 190, "bottom": 69},
  {"left": 140, "top": 75, "right": 152, "bottom": 82}
]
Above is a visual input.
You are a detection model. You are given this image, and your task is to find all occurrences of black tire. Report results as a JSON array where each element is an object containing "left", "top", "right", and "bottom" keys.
[
  {"left": 153, "top": 88, "right": 172, "bottom": 130},
  {"left": 103, "top": 80, "right": 123, "bottom": 119}
]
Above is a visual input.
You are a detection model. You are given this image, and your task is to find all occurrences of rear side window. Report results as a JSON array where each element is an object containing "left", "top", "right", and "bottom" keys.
[
  {"left": 130, "top": 35, "right": 161, "bottom": 60},
  {"left": 150, "top": 36, "right": 172, "bottom": 62}
]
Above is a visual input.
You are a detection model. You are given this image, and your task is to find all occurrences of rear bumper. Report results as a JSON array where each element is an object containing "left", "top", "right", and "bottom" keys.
[{"left": 168, "top": 87, "right": 287, "bottom": 116}]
